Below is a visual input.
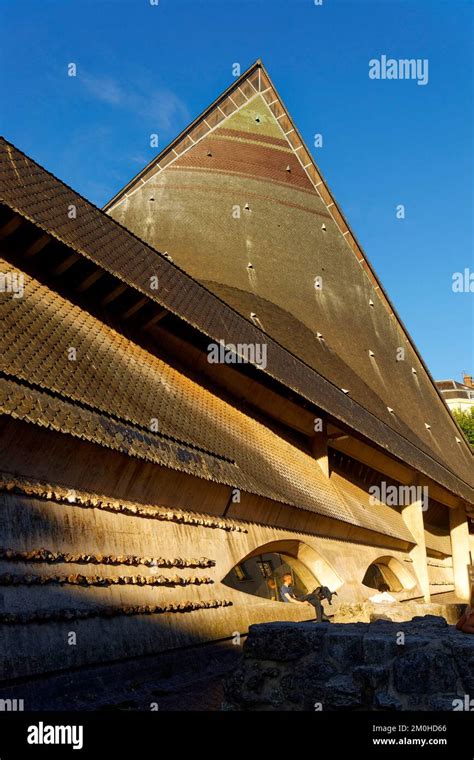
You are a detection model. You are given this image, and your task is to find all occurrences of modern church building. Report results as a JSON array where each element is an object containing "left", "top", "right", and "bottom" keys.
[{"left": 0, "top": 61, "right": 472, "bottom": 683}]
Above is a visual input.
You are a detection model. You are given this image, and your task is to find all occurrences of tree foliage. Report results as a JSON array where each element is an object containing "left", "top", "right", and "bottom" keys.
[{"left": 452, "top": 408, "right": 474, "bottom": 448}]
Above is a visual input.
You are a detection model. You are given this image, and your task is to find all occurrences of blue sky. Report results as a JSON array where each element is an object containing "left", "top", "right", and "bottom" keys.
[{"left": 0, "top": 0, "right": 472, "bottom": 381}]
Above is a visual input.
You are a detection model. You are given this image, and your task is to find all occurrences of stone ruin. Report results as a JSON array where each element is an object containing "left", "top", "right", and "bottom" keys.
[{"left": 223, "top": 615, "right": 474, "bottom": 711}]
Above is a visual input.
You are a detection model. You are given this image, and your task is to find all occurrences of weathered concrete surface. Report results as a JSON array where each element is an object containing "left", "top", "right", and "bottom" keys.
[
  {"left": 332, "top": 601, "right": 464, "bottom": 625},
  {"left": 0, "top": 484, "right": 435, "bottom": 682},
  {"left": 223, "top": 616, "right": 474, "bottom": 711}
]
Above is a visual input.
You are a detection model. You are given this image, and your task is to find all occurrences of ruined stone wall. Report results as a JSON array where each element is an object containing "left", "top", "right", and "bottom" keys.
[{"left": 224, "top": 616, "right": 473, "bottom": 711}]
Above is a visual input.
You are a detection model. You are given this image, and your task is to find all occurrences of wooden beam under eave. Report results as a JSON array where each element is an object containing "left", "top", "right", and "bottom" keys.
[
  {"left": 121, "top": 296, "right": 148, "bottom": 320},
  {"left": 0, "top": 215, "right": 22, "bottom": 240},
  {"left": 23, "top": 233, "right": 51, "bottom": 259},
  {"left": 417, "top": 475, "right": 464, "bottom": 510},
  {"left": 330, "top": 435, "right": 463, "bottom": 509},
  {"left": 101, "top": 283, "right": 127, "bottom": 306},
  {"left": 141, "top": 308, "right": 169, "bottom": 330},
  {"left": 326, "top": 423, "right": 351, "bottom": 441},
  {"left": 52, "top": 253, "right": 80, "bottom": 276},
  {"left": 76, "top": 269, "right": 105, "bottom": 294},
  {"left": 331, "top": 435, "right": 413, "bottom": 482}
]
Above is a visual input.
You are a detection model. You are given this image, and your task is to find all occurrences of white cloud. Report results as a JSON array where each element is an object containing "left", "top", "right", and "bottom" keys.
[
  {"left": 82, "top": 74, "right": 124, "bottom": 105},
  {"left": 80, "top": 70, "right": 189, "bottom": 132},
  {"left": 135, "top": 88, "right": 189, "bottom": 131},
  {"left": 129, "top": 153, "right": 150, "bottom": 166}
]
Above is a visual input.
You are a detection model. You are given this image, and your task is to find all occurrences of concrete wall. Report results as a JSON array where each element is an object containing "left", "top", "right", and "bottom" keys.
[
  {"left": 0, "top": 419, "right": 454, "bottom": 682},
  {"left": 0, "top": 481, "right": 432, "bottom": 682}
]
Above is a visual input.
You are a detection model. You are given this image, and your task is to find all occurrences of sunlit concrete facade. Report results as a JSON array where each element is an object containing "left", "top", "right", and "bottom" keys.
[{"left": 0, "top": 62, "right": 472, "bottom": 683}]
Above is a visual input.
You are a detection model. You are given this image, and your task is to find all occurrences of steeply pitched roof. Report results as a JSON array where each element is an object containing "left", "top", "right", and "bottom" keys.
[
  {"left": 0, "top": 136, "right": 472, "bottom": 504},
  {"left": 0, "top": 255, "right": 417, "bottom": 543},
  {"left": 104, "top": 60, "right": 473, "bottom": 494}
]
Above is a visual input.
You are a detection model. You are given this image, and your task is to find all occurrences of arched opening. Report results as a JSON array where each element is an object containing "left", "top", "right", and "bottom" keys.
[
  {"left": 362, "top": 556, "right": 416, "bottom": 592},
  {"left": 222, "top": 539, "right": 342, "bottom": 602}
]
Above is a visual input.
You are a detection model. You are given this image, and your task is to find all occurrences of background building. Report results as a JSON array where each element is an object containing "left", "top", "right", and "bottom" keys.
[{"left": 437, "top": 375, "right": 474, "bottom": 413}]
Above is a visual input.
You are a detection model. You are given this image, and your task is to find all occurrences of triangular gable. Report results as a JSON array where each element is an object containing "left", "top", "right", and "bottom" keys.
[
  {"left": 105, "top": 61, "right": 473, "bottom": 485},
  {"left": 105, "top": 61, "right": 392, "bottom": 315}
]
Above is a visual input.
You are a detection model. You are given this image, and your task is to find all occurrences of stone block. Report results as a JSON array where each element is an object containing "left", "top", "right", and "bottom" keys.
[
  {"left": 429, "top": 694, "right": 461, "bottom": 711},
  {"left": 243, "top": 622, "right": 318, "bottom": 661},
  {"left": 325, "top": 630, "right": 363, "bottom": 668},
  {"left": 393, "top": 649, "right": 458, "bottom": 694},
  {"left": 374, "top": 691, "right": 402, "bottom": 710},
  {"left": 363, "top": 634, "right": 399, "bottom": 665},
  {"left": 352, "top": 665, "right": 389, "bottom": 690},
  {"left": 325, "top": 675, "right": 362, "bottom": 709}
]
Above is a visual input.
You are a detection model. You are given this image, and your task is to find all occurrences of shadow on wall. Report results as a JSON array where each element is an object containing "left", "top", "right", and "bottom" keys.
[
  {"left": 0, "top": 489, "right": 236, "bottom": 683},
  {"left": 0, "top": 494, "right": 321, "bottom": 684}
]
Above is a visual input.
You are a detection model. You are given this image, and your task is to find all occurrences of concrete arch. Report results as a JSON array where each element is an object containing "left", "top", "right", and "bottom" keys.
[
  {"left": 362, "top": 555, "right": 416, "bottom": 592},
  {"left": 237, "top": 539, "right": 343, "bottom": 591}
]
